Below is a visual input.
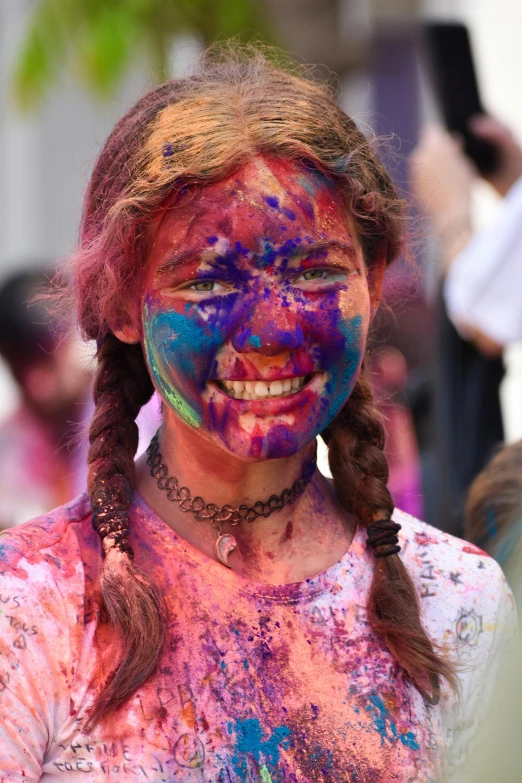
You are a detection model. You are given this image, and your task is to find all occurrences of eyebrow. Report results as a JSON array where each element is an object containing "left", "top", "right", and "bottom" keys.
[
  {"left": 290, "top": 240, "right": 358, "bottom": 263},
  {"left": 155, "top": 239, "right": 358, "bottom": 275}
]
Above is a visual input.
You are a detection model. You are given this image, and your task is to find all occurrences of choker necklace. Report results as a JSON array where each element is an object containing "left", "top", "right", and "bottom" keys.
[{"left": 146, "top": 431, "right": 317, "bottom": 568}]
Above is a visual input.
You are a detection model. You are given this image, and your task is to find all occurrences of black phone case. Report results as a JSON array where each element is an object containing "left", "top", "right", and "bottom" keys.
[{"left": 422, "top": 22, "right": 499, "bottom": 174}]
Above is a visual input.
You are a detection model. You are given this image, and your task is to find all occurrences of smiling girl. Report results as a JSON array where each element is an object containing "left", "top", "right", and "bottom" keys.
[{"left": 0, "top": 48, "right": 514, "bottom": 782}]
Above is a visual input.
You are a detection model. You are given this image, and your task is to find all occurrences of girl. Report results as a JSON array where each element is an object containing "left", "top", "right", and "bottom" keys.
[{"left": 0, "top": 48, "right": 513, "bottom": 782}]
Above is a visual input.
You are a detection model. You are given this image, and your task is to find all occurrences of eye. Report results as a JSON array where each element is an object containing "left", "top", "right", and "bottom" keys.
[
  {"left": 302, "top": 270, "right": 329, "bottom": 281},
  {"left": 191, "top": 280, "right": 219, "bottom": 292},
  {"left": 181, "top": 279, "right": 230, "bottom": 294},
  {"left": 293, "top": 268, "right": 347, "bottom": 288}
]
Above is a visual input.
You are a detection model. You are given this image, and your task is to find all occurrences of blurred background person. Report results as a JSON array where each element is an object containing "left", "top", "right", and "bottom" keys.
[
  {"left": 444, "top": 116, "right": 522, "bottom": 348},
  {"left": 411, "top": 117, "right": 522, "bottom": 536},
  {"left": 0, "top": 269, "right": 92, "bottom": 528},
  {"left": 466, "top": 437, "right": 522, "bottom": 570},
  {"left": 455, "top": 437, "right": 522, "bottom": 783}
]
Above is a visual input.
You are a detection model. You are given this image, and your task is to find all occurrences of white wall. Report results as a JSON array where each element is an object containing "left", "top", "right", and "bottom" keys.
[{"left": 0, "top": 2, "right": 152, "bottom": 421}]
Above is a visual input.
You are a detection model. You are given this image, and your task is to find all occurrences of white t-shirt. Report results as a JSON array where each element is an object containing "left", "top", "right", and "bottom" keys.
[
  {"left": 0, "top": 493, "right": 515, "bottom": 782},
  {"left": 444, "top": 176, "right": 522, "bottom": 345}
]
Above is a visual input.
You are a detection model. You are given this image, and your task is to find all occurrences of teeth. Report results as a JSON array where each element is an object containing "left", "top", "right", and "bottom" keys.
[
  {"left": 218, "top": 376, "right": 307, "bottom": 400},
  {"left": 254, "top": 381, "right": 269, "bottom": 397}
]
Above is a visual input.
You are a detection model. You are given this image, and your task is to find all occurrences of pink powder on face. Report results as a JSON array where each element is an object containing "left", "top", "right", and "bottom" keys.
[{"left": 141, "top": 156, "right": 370, "bottom": 462}]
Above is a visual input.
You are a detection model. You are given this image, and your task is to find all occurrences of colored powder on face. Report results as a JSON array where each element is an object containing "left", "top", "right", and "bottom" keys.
[
  {"left": 339, "top": 315, "right": 363, "bottom": 386},
  {"left": 142, "top": 300, "right": 203, "bottom": 428},
  {"left": 278, "top": 238, "right": 301, "bottom": 258},
  {"left": 249, "top": 334, "right": 261, "bottom": 349},
  {"left": 260, "top": 766, "right": 274, "bottom": 783},
  {"left": 141, "top": 156, "right": 371, "bottom": 460},
  {"left": 235, "top": 241, "right": 250, "bottom": 256},
  {"left": 318, "top": 314, "right": 363, "bottom": 428},
  {"left": 259, "top": 240, "right": 278, "bottom": 268}
]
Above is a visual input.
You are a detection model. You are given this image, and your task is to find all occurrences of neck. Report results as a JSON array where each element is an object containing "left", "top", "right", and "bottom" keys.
[{"left": 135, "top": 411, "right": 356, "bottom": 583}]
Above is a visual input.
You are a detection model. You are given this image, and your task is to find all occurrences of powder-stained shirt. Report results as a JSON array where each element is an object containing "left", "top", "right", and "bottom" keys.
[{"left": 0, "top": 493, "right": 514, "bottom": 783}]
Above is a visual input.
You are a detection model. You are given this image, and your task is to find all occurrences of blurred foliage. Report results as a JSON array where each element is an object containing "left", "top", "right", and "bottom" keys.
[{"left": 13, "top": 0, "right": 273, "bottom": 109}]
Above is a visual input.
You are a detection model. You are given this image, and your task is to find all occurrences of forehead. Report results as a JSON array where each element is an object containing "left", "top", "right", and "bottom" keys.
[{"left": 149, "top": 155, "right": 353, "bottom": 255}]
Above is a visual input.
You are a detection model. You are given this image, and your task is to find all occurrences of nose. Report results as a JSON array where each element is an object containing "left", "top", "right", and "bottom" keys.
[{"left": 232, "top": 290, "right": 304, "bottom": 357}]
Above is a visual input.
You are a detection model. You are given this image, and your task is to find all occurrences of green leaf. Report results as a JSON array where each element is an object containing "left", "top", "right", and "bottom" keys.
[
  {"left": 11, "top": 0, "right": 69, "bottom": 109},
  {"left": 12, "top": 0, "right": 276, "bottom": 109},
  {"left": 75, "top": 5, "right": 140, "bottom": 96}
]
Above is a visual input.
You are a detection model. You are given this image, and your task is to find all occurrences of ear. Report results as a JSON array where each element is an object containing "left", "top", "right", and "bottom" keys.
[
  {"left": 112, "top": 323, "right": 141, "bottom": 344},
  {"left": 367, "top": 246, "right": 387, "bottom": 319}
]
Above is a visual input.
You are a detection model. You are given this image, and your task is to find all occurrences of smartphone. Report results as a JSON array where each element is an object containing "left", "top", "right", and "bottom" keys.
[{"left": 422, "top": 21, "right": 499, "bottom": 174}]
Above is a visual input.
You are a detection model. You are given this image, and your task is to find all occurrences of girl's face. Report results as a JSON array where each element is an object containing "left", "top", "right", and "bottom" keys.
[{"left": 139, "top": 156, "right": 383, "bottom": 461}]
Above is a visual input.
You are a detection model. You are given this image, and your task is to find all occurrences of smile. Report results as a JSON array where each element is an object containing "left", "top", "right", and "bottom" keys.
[{"left": 215, "top": 375, "right": 312, "bottom": 400}]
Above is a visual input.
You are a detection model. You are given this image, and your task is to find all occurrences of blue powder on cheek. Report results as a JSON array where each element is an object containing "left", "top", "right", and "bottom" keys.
[
  {"left": 326, "top": 314, "right": 363, "bottom": 419},
  {"left": 265, "top": 196, "right": 280, "bottom": 209},
  {"left": 339, "top": 315, "right": 363, "bottom": 386},
  {"left": 143, "top": 297, "right": 238, "bottom": 428}
]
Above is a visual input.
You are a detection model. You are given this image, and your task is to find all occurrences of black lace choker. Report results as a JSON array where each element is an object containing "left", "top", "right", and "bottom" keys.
[{"left": 147, "top": 431, "right": 317, "bottom": 567}]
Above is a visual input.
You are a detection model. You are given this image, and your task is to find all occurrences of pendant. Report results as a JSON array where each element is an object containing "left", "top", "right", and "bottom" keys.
[{"left": 215, "top": 533, "right": 237, "bottom": 568}]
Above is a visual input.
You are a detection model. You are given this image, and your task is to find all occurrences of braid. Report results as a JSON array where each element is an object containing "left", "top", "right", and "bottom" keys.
[
  {"left": 86, "top": 333, "right": 166, "bottom": 728},
  {"left": 324, "top": 368, "right": 457, "bottom": 702}
]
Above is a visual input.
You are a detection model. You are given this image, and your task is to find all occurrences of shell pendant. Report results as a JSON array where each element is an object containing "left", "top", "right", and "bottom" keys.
[{"left": 215, "top": 533, "right": 237, "bottom": 568}]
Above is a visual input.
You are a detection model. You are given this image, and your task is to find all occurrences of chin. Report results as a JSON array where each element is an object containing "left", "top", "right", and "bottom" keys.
[{"left": 206, "top": 422, "right": 317, "bottom": 462}]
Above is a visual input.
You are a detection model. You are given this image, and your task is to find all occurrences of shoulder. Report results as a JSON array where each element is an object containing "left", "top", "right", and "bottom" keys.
[
  {"left": 0, "top": 494, "right": 93, "bottom": 562},
  {"left": 392, "top": 509, "right": 515, "bottom": 654},
  {"left": 393, "top": 507, "right": 501, "bottom": 582},
  {"left": 0, "top": 494, "right": 97, "bottom": 603}
]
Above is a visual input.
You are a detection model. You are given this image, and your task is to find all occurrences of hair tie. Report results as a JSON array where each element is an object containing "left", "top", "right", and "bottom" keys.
[{"left": 366, "top": 519, "right": 401, "bottom": 558}]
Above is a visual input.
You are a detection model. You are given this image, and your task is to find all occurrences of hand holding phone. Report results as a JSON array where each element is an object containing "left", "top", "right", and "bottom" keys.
[{"left": 468, "top": 115, "right": 522, "bottom": 196}]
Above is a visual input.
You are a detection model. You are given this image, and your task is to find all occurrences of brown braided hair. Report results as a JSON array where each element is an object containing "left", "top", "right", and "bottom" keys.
[
  {"left": 323, "top": 370, "right": 457, "bottom": 701},
  {"left": 85, "top": 333, "right": 165, "bottom": 728},
  {"left": 70, "top": 45, "right": 456, "bottom": 724}
]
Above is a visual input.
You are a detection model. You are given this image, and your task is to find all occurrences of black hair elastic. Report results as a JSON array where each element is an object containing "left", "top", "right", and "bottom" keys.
[{"left": 366, "top": 519, "right": 402, "bottom": 558}]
